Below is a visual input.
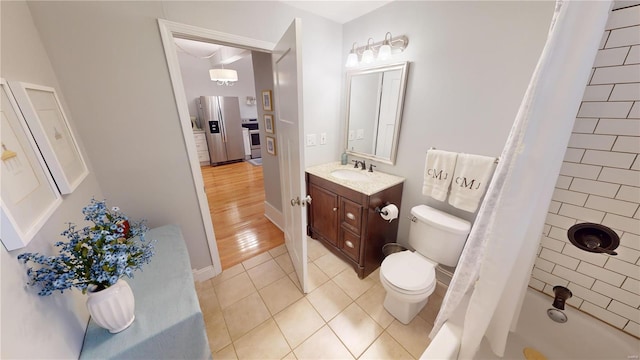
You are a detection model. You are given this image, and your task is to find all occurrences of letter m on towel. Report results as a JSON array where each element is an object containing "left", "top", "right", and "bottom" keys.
[
  {"left": 427, "top": 168, "right": 447, "bottom": 180},
  {"left": 456, "top": 177, "right": 481, "bottom": 190}
]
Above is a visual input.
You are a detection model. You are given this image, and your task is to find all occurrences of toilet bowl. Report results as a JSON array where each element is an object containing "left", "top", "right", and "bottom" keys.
[
  {"left": 380, "top": 250, "right": 436, "bottom": 324},
  {"left": 379, "top": 205, "right": 471, "bottom": 324}
]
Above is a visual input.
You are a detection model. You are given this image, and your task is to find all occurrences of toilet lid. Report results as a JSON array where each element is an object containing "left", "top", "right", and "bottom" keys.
[{"left": 381, "top": 251, "right": 435, "bottom": 291}]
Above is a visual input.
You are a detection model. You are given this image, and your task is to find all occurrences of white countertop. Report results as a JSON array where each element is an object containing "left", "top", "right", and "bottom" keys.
[{"left": 306, "top": 162, "right": 405, "bottom": 196}]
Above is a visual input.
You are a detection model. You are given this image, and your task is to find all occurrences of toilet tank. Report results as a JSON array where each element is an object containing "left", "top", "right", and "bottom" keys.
[{"left": 408, "top": 205, "right": 471, "bottom": 267}]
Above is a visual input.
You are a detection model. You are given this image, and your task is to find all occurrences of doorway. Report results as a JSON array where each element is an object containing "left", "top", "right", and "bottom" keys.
[
  {"left": 158, "top": 20, "right": 289, "bottom": 278},
  {"left": 172, "top": 37, "right": 284, "bottom": 269}
]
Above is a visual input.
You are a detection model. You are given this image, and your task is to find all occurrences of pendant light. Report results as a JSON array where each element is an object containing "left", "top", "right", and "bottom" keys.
[{"left": 209, "top": 66, "right": 238, "bottom": 86}]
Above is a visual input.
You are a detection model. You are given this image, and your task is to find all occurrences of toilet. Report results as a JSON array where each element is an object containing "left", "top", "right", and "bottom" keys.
[{"left": 379, "top": 205, "right": 471, "bottom": 324}]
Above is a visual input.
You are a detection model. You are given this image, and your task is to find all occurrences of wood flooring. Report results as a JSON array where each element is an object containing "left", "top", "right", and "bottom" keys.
[{"left": 201, "top": 161, "right": 284, "bottom": 270}]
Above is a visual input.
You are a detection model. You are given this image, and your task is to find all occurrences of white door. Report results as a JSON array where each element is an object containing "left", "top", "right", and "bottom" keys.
[{"left": 273, "top": 19, "right": 308, "bottom": 293}]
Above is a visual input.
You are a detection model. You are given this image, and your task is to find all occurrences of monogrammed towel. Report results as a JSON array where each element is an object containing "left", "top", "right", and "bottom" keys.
[
  {"left": 448, "top": 153, "right": 496, "bottom": 212},
  {"left": 422, "top": 149, "right": 457, "bottom": 201}
]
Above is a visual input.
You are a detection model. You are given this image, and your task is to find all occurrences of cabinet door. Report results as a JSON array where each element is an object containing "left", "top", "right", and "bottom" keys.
[{"left": 309, "top": 183, "right": 338, "bottom": 246}]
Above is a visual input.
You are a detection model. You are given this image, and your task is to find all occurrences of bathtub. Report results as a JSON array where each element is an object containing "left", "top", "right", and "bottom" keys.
[{"left": 422, "top": 287, "right": 639, "bottom": 359}]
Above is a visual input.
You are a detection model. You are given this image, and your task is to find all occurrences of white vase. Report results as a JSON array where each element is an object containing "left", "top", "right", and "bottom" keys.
[{"left": 86, "top": 279, "right": 135, "bottom": 333}]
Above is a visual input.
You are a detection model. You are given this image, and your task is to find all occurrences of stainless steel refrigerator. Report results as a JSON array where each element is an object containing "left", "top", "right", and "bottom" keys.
[{"left": 198, "top": 96, "right": 245, "bottom": 165}]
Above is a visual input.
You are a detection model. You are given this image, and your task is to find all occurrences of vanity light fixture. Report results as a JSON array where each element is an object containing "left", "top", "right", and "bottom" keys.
[
  {"left": 246, "top": 96, "right": 256, "bottom": 105},
  {"left": 361, "top": 38, "right": 375, "bottom": 64},
  {"left": 345, "top": 43, "right": 359, "bottom": 68},
  {"left": 377, "top": 33, "right": 393, "bottom": 61},
  {"left": 344, "top": 32, "right": 408, "bottom": 68},
  {"left": 209, "top": 66, "right": 238, "bottom": 86}
]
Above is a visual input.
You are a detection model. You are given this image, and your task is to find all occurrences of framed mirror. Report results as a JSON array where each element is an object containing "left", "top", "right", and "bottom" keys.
[{"left": 344, "top": 61, "right": 409, "bottom": 165}]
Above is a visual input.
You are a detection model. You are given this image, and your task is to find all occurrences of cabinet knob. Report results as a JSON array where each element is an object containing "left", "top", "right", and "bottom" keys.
[
  {"left": 332, "top": 207, "right": 338, "bottom": 212},
  {"left": 345, "top": 240, "right": 354, "bottom": 249},
  {"left": 346, "top": 212, "right": 355, "bottom": 220}
]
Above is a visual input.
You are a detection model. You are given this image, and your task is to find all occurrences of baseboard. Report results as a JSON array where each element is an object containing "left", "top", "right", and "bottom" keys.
[
  {"left": 192, "top": 265, "right": 217, "bottom": 282},
  {"left": 264, "top": 201, "right": 284, "bottom": 231}
]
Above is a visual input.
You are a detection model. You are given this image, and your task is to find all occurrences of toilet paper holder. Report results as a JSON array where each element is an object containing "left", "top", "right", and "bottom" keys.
[
  {"left": 375, "top": 206, "right": 389, "bottom": 216},
  {"left": 375, "top": 203, "right": 399, "bottom": 223}
]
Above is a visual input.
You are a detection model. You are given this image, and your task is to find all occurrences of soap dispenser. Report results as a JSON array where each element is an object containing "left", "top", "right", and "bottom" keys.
[{"left": 341, "top": 151, "right": 348, "bottom": 165}]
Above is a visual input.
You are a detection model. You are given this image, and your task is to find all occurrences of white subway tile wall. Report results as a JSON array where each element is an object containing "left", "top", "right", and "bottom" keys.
[{"left": 531, "top": 6, "right": 640, "bottom": 338}]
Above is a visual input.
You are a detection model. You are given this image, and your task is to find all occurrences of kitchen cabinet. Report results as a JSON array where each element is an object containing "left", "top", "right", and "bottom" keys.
[
  {"left": 193, "top": 130, "right": 210, "bottom": 165},
  {"left": 306, "top": 172, "right": 403, "bottom": 279}
]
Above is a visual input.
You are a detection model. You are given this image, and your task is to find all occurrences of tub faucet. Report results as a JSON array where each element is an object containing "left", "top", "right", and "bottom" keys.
[{"left": 552, "top": 285, "right": 572, "bottom": 310}]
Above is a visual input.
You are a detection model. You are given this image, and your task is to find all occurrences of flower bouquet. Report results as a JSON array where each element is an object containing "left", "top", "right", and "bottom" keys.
[{"left": 18, "top": 198, "right": 154, "bottom": 296}]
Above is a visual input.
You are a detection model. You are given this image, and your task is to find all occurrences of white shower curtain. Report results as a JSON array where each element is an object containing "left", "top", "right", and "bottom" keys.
[{"left": 430, "top": 1, "right": 612, "bottom": 358}]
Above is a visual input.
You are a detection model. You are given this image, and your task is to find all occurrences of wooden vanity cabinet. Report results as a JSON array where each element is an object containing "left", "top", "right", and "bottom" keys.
[{"left": 306, "top": 172, "right": 403, "bottom": 279}]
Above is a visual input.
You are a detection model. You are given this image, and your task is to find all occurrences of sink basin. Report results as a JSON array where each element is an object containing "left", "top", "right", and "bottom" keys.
[{"left": 330, "top": 169, "right": 372, "bottom": 182}]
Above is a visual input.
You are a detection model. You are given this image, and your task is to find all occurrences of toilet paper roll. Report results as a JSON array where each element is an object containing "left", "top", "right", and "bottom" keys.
[{"left": 380, "top": 204, "right": 399, "bottom": 222}]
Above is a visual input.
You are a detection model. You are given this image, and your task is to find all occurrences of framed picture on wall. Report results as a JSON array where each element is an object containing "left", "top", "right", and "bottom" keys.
[
  {"left": 261, "top": 90, "right": 273, "bottom": 112},
  {"left": 264, "top": 114, "right": 274, "bottom": 134},
  {"left": 9, "top": 81, "right": 89, "bottom": 194},
  {"left": 266, "top": 136, "right": 276, "bottom": 156},
  {"left": 1, "top": 79, "right": 62, "bottom": 251}
]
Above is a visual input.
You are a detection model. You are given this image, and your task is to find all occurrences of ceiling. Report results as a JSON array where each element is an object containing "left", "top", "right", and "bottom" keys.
[
  {"left": 280, "top": 1, "right": 393, "bottom": 24},
  {"left": 175, "top": 0, "right": 638, "bottom": 58},
  {"left": 173, "top": 1, "right": 393, "bottom": 58}
]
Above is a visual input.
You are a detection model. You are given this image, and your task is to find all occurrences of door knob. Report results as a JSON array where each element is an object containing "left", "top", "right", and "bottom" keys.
[
  {"left": 290, "top": 197, "right": 301, "bottom": 206},
  {"left": 291, "top": 196, "right": 312, "bottom": 207}
]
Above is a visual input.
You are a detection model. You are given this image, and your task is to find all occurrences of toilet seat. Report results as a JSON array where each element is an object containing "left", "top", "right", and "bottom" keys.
[{"left": 381, "top": 250, "right": 436, "bottom": 294}]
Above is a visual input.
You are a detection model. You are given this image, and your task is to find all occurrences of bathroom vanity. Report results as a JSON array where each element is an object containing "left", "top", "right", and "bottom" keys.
[{"left": 305, "top": 162, "right": 404, "bottom": 278}]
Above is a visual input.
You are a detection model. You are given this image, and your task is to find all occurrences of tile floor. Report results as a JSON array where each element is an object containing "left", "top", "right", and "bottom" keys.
[{"left": 195, "top": 237, "right": 446, "bottom": 359}]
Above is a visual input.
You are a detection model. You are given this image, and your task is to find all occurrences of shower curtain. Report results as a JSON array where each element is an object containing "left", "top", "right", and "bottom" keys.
[{"left": 430, "top": 1, "right": 612, "bottom": 358}]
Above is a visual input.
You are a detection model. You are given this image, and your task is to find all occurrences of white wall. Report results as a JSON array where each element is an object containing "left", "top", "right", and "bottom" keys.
[
  {"left": 25, "top": 1, "right": 343, "bottom": 272},
  {"left": 177, "top": 51, "right": 259, "bottom": 122},
  {"left": 531, "top": 6, "right": 640, "bottom": 338},
  {"left": 1, "top": 2, "right": 105, "bottom": 358},
  {"left": 342, "top": 1, "right": 555, "bottom": 241},
  {"left": 252, "top": 51, "right": 283, "bottom": 212}
]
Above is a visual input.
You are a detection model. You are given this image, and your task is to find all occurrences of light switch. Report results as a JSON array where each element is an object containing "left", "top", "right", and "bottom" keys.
[
  {"left": 306, "top": 134, "right": 317, "bottom": 146},
  {"left": 320, "top": 133, "right": 327, "bottom": 145},
  {"left": 348, "top": 130, "right": 355, "bottom": 140}
]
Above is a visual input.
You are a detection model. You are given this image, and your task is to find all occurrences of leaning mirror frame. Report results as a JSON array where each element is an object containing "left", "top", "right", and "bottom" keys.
[{"left": 344, "top": 61, "right": 409, "bottom": 165}]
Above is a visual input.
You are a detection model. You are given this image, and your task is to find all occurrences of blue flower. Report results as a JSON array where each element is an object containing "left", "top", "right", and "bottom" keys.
[{"left": 17, "top": 198, "right": 154, "bottom": 296}]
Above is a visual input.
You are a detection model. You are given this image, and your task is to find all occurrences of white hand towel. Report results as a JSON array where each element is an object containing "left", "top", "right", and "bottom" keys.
[
  {"left": 422, "top": 149, "right": 457, "bottom": 201},
  {"left": 448, "top": 153, "right": 496, "bottom": 212}
]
